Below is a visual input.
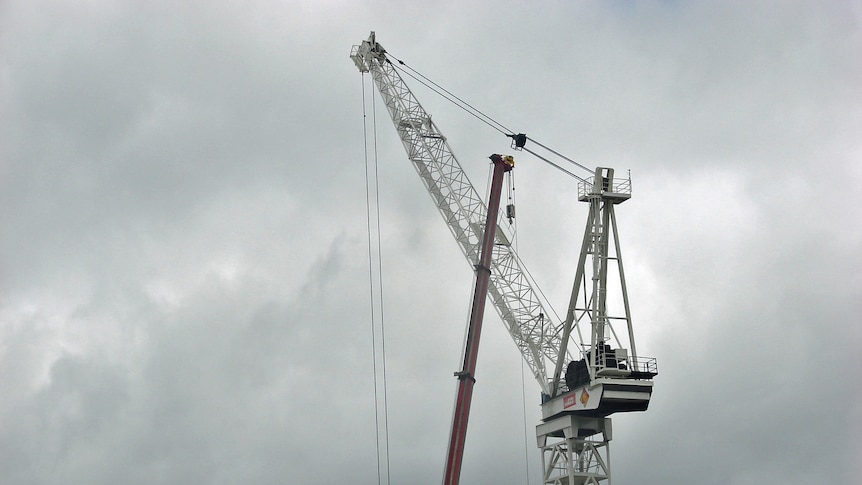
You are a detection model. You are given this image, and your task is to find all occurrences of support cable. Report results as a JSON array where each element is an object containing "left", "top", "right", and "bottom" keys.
[
  {"left": 525, "top": 137, "right": 592, "bottom": 174},
  {"left": 388, "top": 54, "right": 512, "bottom": 135},
  {"left": 387, "top": 52, "right": 592, "bottom": 182},
  {"left": 521, "top": 147, "right": 587, "bottom": 183}
]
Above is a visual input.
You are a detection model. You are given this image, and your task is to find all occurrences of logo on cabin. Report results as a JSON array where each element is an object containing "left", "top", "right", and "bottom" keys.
[{"left": 563, "top": 388, "right": 592, "bottom": 409}]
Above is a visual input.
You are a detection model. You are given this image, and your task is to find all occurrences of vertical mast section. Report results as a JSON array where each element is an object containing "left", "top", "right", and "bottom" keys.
[
  {"left": 351, "top": 32, "right": 566, "bottom": 395},
  {"left": 551, "top": 167, "right": 642, "bottom": 396},
  {"left": 443, "top": 154, "right": 513, "bottom": 485}
]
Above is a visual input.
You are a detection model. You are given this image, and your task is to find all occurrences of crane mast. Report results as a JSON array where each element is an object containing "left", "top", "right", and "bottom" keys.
[{"left": 352, "top": 32, "right": 656, "bottom": 485}]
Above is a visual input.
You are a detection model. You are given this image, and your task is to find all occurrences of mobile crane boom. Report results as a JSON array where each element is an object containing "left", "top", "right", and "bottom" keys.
[{"left": 444, "top": 154, "right": 513, "bottom": 485}]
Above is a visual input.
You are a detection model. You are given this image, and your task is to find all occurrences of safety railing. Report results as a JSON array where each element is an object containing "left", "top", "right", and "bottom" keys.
[
  {"left": 577, "top": 174, "right": 632, "bottom": 199},
  {"left": 630, "top": 356, "right": 658, "bottom": 375}
]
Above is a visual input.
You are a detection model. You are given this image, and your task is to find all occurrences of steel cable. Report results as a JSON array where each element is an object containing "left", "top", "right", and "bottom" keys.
[{"left": 386, "top": 53, "right": 593, "bottom": 181}]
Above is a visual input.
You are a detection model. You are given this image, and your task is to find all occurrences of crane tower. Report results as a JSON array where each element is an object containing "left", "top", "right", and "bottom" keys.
[{"left": 351, "top": 32, "right": 657, "bottom": 485}]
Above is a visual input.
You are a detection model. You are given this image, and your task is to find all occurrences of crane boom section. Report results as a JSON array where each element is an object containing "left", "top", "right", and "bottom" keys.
[{"left": 352, "top": 32, "right": 565, "bottom": 395}]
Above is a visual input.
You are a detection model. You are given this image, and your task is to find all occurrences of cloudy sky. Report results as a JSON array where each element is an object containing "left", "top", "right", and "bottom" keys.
[{"left": 2, "top": 1, "right": 861, "bottom": 484}]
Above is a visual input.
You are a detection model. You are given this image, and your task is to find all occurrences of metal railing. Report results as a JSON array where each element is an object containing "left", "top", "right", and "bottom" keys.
[
  {"left": 547, "top": 351, "right": 657, "bottom": 395},
  {"left": 630, "top": 356, "right": 658, "bottom": 375},
  {"left": 577, "top": 174, "right": 632, "bottom": 199}
]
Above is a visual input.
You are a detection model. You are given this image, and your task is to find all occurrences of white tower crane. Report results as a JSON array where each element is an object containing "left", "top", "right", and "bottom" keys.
[{"left": 351, "top": 32, "right": 657, "bottom": 485}]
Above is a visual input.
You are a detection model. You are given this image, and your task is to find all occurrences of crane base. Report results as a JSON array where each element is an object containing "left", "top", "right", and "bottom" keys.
[{"left": 537, "top": 415, "right": 612, "bottom": 485}]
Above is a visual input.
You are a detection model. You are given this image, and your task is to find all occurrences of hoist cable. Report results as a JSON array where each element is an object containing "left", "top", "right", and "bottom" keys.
[
  {"left": 361, "top": 73, "right": 391, "bottom": 485},
  {"left": 371, "top": 76, "right": 394, "bottom": 485},
  {"left": 506, "top": 170, "right": 517, "bottom": 243},
  {"left": 520, "top": 359, "right": 531, "bottom": 485},
  {"left": 361, "top": 74, "right": 383, "bottom": 485},
  {"left": 508, "top": 173, "right": 531, "bottom": 485}
]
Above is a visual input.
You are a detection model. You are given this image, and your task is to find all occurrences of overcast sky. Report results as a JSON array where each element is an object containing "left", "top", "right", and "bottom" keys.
[{"left": 2, "top": 1, "right": 861, "bottom": 484}]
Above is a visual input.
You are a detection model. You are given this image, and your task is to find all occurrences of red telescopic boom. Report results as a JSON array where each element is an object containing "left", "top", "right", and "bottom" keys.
[{"left": 442, "top": 154, "right": 514, "bottom": 485}]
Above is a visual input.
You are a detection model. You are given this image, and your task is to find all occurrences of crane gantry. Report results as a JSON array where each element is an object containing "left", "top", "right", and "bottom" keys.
[{"left": 351, "top": 31, "right": 657, "bottom": 485}]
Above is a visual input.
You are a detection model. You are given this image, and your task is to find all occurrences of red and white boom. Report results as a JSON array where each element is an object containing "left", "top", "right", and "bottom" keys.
[{"left": 444, "top": 154, "right": 513, "bottom": 485}]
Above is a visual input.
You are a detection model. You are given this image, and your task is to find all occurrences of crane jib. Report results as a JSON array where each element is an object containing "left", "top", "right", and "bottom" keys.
[{"left": 351, "top": 31, "right": 559, "bottom": 397}]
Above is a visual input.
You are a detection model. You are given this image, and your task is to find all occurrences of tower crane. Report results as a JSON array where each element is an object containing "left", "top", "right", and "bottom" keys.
[{"left": 351, "top": 32, "right": 657, "bottom": 485}]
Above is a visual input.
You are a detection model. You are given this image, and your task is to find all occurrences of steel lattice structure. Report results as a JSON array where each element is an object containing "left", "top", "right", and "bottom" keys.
[{"left": 352, "top": 33, "right": 567, "bottom": 396}]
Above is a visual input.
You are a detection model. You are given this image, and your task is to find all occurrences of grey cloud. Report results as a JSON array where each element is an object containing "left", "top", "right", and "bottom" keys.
[{"left": 1, "top": 1, "right": 860, "bottom": 484}]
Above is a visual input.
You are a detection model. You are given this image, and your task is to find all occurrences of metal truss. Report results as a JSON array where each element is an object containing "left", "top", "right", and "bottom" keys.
[
  {"left": 538, "top": 416, "right": 612, "bottom": 485},
  {"left": 352, "top": 34, "right": 573, "bottom": 395}
]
